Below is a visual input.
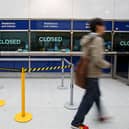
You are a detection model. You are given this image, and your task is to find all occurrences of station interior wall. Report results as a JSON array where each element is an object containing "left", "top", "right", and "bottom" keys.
[{"left": 0, "top": 0, "right": 129, "bottom": 19}]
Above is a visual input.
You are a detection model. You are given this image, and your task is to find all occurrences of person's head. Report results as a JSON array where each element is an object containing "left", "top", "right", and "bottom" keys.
[{"left": 89, "top": 18, "right": 105, "bottom": 35}]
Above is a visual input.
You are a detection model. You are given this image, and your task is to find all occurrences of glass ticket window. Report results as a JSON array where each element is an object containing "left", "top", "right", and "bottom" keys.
[
  {"left": 113, "top": 32, "right": 129, "bottom": 51},
  {"left": 0, "top": 32, "right": 28, "bottom": 51},
  {"left": 113, "top": 32, "right": 129, "bottom": 79},
  {"left": 73, "top": 32, "right": 88, "bottom": 51},
  {"left": 31, "top": 32, "right": 71, "bottom": 52},
  {"left": 103, "top": 32, "right": 112, "bottom": 51},
  {"left": 73, "top": 32, "right": 112, "bottom": 51}
]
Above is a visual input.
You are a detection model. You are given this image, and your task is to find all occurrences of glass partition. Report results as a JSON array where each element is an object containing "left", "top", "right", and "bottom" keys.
[
  {"left": 113, "top": 32, "right": 129, "bottom": 79},
  {"left": 113, "top": 32, "right": 129, "bottom": 51},
  {"left": 0, "top": 32, "right": 28, "bottom": 51},
  {"left": 103, "top": 32, "right": 112, "bottom": 51},
  {"left": 31, "top": 32, "right": 71, "bottom": 52},
  {"left": 73, "top": 32, "right": 88, "bottom": 51},
  {"left": 73, "top": 32, "right": 112, "bottom": 51}
]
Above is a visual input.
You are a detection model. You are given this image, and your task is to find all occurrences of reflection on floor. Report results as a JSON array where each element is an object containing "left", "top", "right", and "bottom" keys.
[{"left": 0, "top": 78, "right": 129, "bottom": 129}]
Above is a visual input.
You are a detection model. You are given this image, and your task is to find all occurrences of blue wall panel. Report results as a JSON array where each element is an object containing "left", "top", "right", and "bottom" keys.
[
  {"left": 31, "top": 20, "right": 71, "bottom": 30},
  {"left": 0, "top": 56, "right": 28, "bottom": 72},
  {"left": 0, "top": 20, "right": 29, "bottom": 30},
  {"left": 114, "top": 21, "right": 129, "bottom": 31},
  {"left": 73, "top": 20, "right": 112, "bottom": 31}
]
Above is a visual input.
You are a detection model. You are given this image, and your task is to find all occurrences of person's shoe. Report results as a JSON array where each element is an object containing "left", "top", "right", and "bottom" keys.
[
  {"left": 71, "top": 124, "right": 89, "bottom": 129},
  {"left": 98, "top": 116, "right": 111, "bottom": 122}
]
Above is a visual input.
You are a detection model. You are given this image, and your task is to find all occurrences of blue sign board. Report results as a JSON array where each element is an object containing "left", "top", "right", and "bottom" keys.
[
  {"left": 114, "top": 21, "right": 129, "bottom": 31},
  {"left": 73, "top": 20, "right": 90, "bottom": 31},
  {"left": 0, "top": 20, "right": 29, "bottom": 30},
  {"left": 105, "top": 21, "right": 112, "bottom": 31},
  {"left": 73, "top": 20, "right": 112, "bottom": 31},
  {"left": 31, "top": 20, "right": 71, "bottom": 30}
]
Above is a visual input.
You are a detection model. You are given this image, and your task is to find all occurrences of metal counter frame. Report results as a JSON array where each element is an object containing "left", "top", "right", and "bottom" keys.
[{"left": 0, "top": 51, "right": 129, "bottom": 85}]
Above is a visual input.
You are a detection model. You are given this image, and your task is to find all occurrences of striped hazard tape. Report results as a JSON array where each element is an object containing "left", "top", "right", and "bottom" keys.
[
  {"left": 0, "top": 65, "right": 72, "bottom": 72},
  {"left": 24, "top": 65, "right": 72, "bottom": 72}
]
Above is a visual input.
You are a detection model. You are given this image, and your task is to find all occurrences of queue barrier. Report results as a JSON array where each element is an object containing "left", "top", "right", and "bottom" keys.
[
  {"left": 0, "top": 65, "right": 72, "bottom": 72},
  {"left": 0, "top": 52, "right": 129, "bottom": 120},
  {"left": 0, "top": 62, "right": 77, "bottom": 123},
  {"left": 0, "top": 66, "right": 32, "bottom": 122},
  {"left": 24, "top": 65, "right": 72, "bottom": 72},
  {"left": 1, "top": 51, "right": 128, "bottom": 124},
  {"left": 0, "top": 57, "right": 73, "bottom": 89},
  {"left": 15, "top": 67, "right": 32, "bottom": 122},
  {"left": 0, "top": 56, "right": 78, "bottom": 112},
  {"left": 1, "top": 52, "right": 128, "bottom": 111}
]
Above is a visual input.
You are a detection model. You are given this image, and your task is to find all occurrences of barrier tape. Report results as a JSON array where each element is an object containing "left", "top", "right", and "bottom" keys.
[
  {"left": 0, "top": 67, "right": 20, "bottom": 72},
  {"left": 0, "top": 65, "right": 72, "bottom": 72},
  {"left": 24, "top": 65, "right": 72, "bottom": 72}
]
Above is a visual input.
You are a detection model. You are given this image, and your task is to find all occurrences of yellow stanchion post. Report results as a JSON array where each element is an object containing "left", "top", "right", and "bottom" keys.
[
  {"left": 15, "top": 67, "right": 32, "bottom": 123},
  {"left": 0, "top": 100, "right": 6, "bottom": 107}
]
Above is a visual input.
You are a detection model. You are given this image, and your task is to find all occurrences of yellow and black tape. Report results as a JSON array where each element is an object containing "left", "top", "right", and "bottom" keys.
[
  {"left": 0, "top": 65, "right": 72, "bottom": 72},
  {"left": 24, "top": 65, "right": 72, "bottom": 72}
]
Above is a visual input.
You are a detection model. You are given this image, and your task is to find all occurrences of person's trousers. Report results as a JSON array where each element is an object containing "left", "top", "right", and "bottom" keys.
[{"left": 71, "top": 78, "right": 102, "bottom": 126}]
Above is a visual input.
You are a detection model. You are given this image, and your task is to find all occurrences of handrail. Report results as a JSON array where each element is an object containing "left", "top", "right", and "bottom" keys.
[
  {"left": 0, "top": 51, "right": 126, "bottom": 57},
  {"left": 0, "top": 58, "right": 62, "bottom": 61}
]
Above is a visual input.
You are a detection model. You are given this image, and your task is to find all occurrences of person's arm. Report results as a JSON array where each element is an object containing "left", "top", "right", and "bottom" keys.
[
  {"left": 80, "top": 35, "right": 89, "bottom": 47},
  {"left": 91, "top": 37, "right": 110, "bottom": 69}
]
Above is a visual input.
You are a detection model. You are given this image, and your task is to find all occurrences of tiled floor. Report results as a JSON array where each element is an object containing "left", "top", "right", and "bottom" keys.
[{"left": 0, "top": 78, "right": 129, "bottom": 129}]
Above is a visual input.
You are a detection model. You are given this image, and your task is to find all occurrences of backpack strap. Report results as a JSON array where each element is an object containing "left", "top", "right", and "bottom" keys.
[{"left": 85, "top": 36, "right": 96, "bottom": 57}]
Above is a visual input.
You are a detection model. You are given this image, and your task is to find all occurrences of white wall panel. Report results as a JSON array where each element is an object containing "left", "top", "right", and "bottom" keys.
[
  {"left": 30, "top": 0, "right": 72, "bottom": 18},
  {"left": 114, "top": 0, "right": 129, "bottom": 19},
  {"left": 0, "top": 0, "right": 29, "bottom": 18},
  {"left": 0, "top": 0, "right": 129, "bottom": 19},
  {"left": 73, "top": 0, "right": 114, "bottom": 19}
]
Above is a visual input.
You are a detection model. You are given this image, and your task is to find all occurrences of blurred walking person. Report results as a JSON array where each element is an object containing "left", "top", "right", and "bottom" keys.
[{"left": 71, "top": 18, "right": 111, "bottom": 129}]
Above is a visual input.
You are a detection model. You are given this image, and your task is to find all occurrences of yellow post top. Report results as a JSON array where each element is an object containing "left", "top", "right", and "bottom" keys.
[
  {"left": 22, "top": 67, "right": 24, "bottom": 73},
  {"left": 0, "top": 100, "right": 6, "bottom": 106}
]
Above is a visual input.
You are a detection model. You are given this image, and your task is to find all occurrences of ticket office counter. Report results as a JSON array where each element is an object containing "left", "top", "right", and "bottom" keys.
[
  {"left": 0, "top": 20, "right": 72, "bottom": 73},
  {"left": 0, "top": 19, "right": 113, "bottom": 74},
  {"left": 0, "top": 19, "right": 129, "bottom": 81},
  {"left": 0, "top": 20, "right": 29, "bottom": 72},
  {"left": 30, "top": 20, "right": 71, "bottom": 72},
  {"left": 30, "top": 31, "right": 71, "bottom": 72}
]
